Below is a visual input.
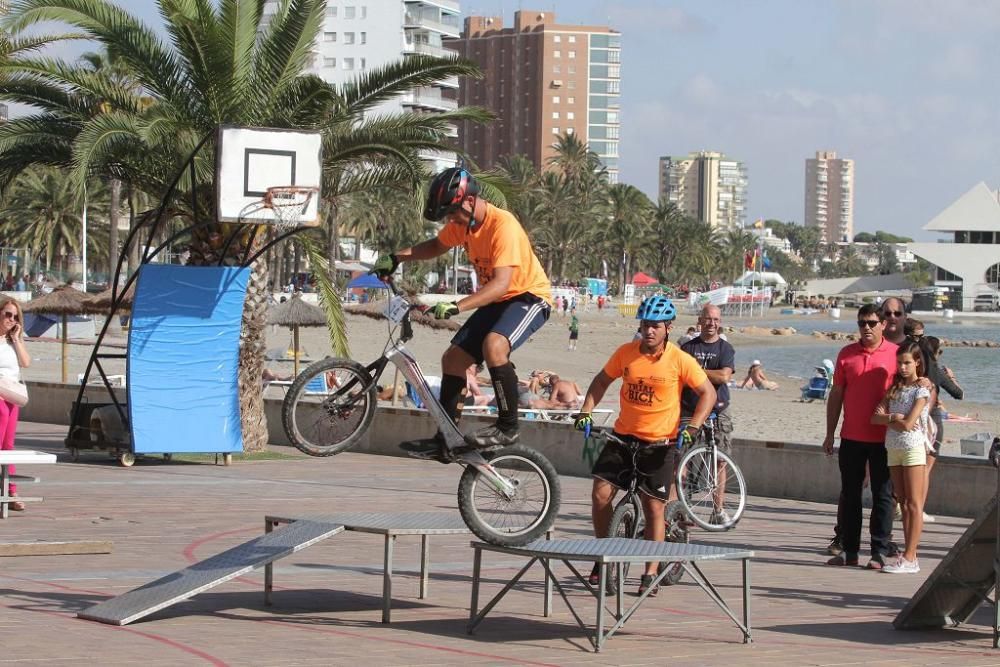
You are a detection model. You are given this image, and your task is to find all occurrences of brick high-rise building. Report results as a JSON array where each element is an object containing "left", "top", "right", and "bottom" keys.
[
  {"left": 449, "top": 10, "right": 621, "bottom": 182},
  {"left": 805, "top": 150, "right": 854, "bottom": 242},
  {"left": 658, "top": 151, "right": 747, "bottom": 229}
]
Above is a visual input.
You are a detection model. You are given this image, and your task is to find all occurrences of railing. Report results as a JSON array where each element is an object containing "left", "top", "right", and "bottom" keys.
[
  {"left": 403, "top": 12, "right": 461, "bottom": 36},
  {"left": 404, "top": 41, "right": 456, "bottom": 58},
  {"left": 401, "top": 90, "right": 458, "bottom": 110}
]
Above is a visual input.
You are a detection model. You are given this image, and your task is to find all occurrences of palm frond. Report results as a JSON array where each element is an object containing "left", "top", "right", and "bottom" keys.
[{"left": 297, "top": 232, "right": 349, "bottom": 357}]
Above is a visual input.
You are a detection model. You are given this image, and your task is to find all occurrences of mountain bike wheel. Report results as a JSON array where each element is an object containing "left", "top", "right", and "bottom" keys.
[
  {"left": 457, "top": 445, "right": 561, "bottom": 547},
  {"left": 606, "top": 498, "right": 644, "bottom": 593},
  {"left": 675, "top": 447, "right": 746, "bottom": 532},
  {"left": 660, "top": 500, "right": 691, "bottom": 586},
  {"left": 281, "top": 358, "right": 376, "bottom": 457}
]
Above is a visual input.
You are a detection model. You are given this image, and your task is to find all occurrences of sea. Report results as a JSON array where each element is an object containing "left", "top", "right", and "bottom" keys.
[{"left": 728, "top": 315, "right": 1000, "bottom": 405}]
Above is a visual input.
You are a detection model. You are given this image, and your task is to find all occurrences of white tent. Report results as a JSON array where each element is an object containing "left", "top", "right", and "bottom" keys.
[{"left": 733, "top": 271, "right": 787, "bottom": 286}]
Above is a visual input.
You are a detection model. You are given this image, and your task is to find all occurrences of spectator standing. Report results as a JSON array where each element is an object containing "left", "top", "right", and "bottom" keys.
[
  {"left": 0, "top": 296, "right": 31, "bottom": 511},
  {"left": 871, "top": 341, "right": 933, "bottom": 574},
  {"left": 681, "top": 304, "right": 736, "bottom": 516},
  {"left": 881, "top": 297, "right": 907, "bottom": 345},
  {"left": 823, "top": 304, "right": 898, "bottom": 569},
  {"left": 567, "top": 311, "right": 580, "bottom": 350}
]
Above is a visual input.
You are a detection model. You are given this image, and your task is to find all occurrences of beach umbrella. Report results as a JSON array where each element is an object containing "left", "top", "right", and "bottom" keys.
[
  {"left": 21, "top": 285, "right": 93, "bottom": 382},
  {"left": 84, "top": 281, "right": 136, "bottom": 313},
  {"left": 267, "top": 294, "right": 327, "bottom": 376}
]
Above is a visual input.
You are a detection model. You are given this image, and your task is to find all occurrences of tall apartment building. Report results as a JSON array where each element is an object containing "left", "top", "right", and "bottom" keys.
[
  {"left": 658, "top": 151, "right": 747, "bottom": 229},
  {"left": 265, "top": 1, "right": 461, "bottom": 169},
  {"left": 805, "top": 150, "right": 854, "bottom": 242},
  {"left": 449, "top": 10, "right": 621, "bottom": 183}
]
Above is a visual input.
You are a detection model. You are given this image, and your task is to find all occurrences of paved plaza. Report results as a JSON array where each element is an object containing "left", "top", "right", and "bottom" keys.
[{"left": 3, "top": 420, "right": 1000, "bottom": 666}]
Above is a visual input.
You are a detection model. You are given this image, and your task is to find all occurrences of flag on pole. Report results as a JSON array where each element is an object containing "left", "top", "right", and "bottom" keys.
[{"left": 752, "top": 218, "right": 764, "bottom": 229}]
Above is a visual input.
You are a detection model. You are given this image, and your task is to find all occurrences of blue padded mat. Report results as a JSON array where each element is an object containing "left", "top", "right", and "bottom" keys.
[{"left": 127, "top": 265, "right": 249, "bottom": 454}]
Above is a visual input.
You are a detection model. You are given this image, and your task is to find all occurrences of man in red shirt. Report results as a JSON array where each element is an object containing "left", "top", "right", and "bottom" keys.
[{"left": 822, "top": 304, "right": 898, "bottom": 569}]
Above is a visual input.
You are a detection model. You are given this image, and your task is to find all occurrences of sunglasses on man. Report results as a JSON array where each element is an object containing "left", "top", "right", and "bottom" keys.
[{"left": 857, "top": 319, "right": 881, "bottom": 329}]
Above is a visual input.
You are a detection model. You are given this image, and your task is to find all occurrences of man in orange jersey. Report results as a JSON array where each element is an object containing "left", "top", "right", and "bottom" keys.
[
  {"left": 573, "top": 295, "right": 716, "bottom": 596},
  {"left": 373, "top": 167, "right": 552, "bottom": 454}
]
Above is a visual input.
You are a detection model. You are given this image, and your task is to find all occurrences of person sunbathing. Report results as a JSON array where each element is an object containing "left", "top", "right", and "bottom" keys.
[{"left": 738, "top": 360, "right": 779, "bottom": 390}]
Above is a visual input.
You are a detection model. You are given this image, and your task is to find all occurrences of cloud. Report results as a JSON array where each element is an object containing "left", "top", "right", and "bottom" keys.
[
  {"left": 607, "top": 4, "right": 711, "bottom": 34},
  {"left": 927, "top": 43, "right": 982, "bottom": 81}
]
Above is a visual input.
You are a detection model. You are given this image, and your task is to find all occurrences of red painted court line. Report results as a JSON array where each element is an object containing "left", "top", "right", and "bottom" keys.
[
  {"left": 182, "top": 526, "right": 259, "bottom": 562},
  {"left": 3, "top": 601, "right": 230, "bottom": 666},
  {"left": 258, "top": 617, "right": 564, "bottom": 666}
]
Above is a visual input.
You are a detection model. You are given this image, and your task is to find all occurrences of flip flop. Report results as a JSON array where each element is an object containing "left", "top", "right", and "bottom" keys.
[
  {"left": 865, "top": 558, "right": 885, "bottom": 571},
  {"left": 826, "top": 554, "right": 859, "bottom": 566}
]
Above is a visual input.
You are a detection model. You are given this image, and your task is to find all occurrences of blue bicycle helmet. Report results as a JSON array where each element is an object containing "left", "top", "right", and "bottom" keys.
[{"left": 636, "top": 295, "right": 676, "bottom": 321}]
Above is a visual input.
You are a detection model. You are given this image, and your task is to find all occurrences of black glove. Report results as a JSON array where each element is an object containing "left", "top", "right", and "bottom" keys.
[
  {"left": 679, "top": 424, "right": 700, "bottom": 448},
  {"left": 573, "top": 413, "right": 593, "bottom": 432}
]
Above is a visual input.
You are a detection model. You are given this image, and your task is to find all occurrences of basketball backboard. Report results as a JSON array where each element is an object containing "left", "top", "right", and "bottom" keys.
[{"left": 216, "top": 126, "right": 323, "bottom": 225}]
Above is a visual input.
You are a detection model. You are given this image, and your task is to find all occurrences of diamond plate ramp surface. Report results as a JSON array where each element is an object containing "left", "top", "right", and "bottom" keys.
[
  {"left": 268, "top": 511, "right": 470, "bottom": 535},
  {"left": 477, "top": 537, "right": 754, "bottom": 562},
  {"left": 79, "top": 520, "right": 344, "bottom": 626},
  {"left": 894, "top": 496, "right": 998, "bottom": 629}
]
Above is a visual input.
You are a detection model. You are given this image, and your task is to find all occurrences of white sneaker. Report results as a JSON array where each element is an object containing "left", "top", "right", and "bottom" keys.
[
  {"left": 922, "top": 512, "right": 935, "bottom": 523},
  {"left": 883, "top": 557, "right": 920, "bottom": 574}
]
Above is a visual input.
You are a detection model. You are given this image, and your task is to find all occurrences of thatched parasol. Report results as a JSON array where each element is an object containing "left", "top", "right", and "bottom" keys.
[
  {"left": 344, "top": 299, "right": 461, "bottom": 332},
  {"left": 84, "top": 281, "right": 136, "bottom": 313},
  {"left": 21, "top": 285, "right": 93, "bottom": 382},
  {"left": 268, "top": 294, "right": 328, "bottom": 376}
]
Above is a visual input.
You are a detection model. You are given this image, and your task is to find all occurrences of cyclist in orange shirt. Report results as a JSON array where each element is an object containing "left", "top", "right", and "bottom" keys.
[
  {"left": 574, "top": 295, "right": 716, "bottom": 596},
  {"left": 373, "top": 167, "right": 552, "bottom": 456}
]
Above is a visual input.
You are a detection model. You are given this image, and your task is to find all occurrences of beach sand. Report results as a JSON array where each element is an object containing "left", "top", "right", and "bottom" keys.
[{"left": 22, "top": 304, "right": 998, "bottom": 455}]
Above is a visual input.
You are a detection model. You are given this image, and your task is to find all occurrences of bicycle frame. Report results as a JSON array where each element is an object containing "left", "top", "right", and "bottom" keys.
[{"left": 380, "top": 326, "right": 517, "bottom": 501}]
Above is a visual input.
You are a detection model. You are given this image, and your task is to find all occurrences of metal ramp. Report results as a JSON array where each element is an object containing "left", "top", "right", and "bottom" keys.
[
  {"left": 893, "top": 494, "right": 1000, "bottom": 645},
  {"left": 79, "top": 519, "right": 344, "bottom": 626}
]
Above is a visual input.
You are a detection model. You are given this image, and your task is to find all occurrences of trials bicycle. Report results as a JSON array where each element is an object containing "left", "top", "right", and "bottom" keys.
[
  {"left": 599, "top": 414, "right": 747, "bottom": 591},
  {"left": 281, "top": 284, "right": 561, "bottom": 547},
  {"left": 592, "top": 429, "right": 692, "bottom": 592},
  {"left": 674, "top": 413, "right": 746, "bottom": 532}
]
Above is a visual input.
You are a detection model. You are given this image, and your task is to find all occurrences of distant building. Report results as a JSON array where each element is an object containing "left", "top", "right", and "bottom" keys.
[
  {"left": 266, "top": 0, "right": 461, "bottom": 170},
  {"left": 658, "top": 151, "right": 747, "bottom": 229},
  {"left": 908, "top": 182, "right": 1000, "bottom": 311},
  {"left": 450, "top": 10, "right": 621, "bottom": 182},
  {"left": 805, "top": 150, "right": 854, "bottom": 243},
  {"left": 833, "top": 241, "right": 916, "bottom": 270}
]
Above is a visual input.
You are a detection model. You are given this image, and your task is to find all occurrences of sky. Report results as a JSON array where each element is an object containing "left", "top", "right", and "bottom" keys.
[{"left": 21, "top": 0, "right": 1000, "bottom": 240}]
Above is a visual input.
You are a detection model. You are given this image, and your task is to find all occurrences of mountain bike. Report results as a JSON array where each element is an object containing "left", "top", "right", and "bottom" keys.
[
  {"left": 675, "top": 413, "right": 746, "bottom": 531},
  {"left": 593, "top": 429, "right": 692, "bottom": 592},
  {"left": 281, "top": 285, "right": 561, "bottom": 547}
]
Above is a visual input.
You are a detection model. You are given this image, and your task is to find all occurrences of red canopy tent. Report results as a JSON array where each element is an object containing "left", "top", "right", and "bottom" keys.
[{"left": 631, "top": 271, "right": 657, "bottom": 286}]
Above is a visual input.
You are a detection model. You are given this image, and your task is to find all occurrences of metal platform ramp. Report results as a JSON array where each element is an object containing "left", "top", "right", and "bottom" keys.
[
  {"left": 894, "top": 495, "right": 999, "bottom": 643},
  {"left": 79, "top": 519, "right": 344, "bottom": 626}
]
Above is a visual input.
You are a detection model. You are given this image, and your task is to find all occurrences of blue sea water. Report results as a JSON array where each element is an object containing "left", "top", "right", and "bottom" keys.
[{"left": 729, "top": 316, "right": 1000, "bottom": 405}]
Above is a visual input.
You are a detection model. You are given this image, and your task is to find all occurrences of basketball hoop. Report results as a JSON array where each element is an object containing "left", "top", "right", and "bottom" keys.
[{"left": 264, "top": 186, "right": 319, "bottom": 233}]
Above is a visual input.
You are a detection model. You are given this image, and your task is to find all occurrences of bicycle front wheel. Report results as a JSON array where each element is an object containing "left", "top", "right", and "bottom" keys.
[
  {"left": 606, "top": 498, "right": 644, "bottom": 593},
  {"left": 457, "top": 445, "right": 561, "bottom": 547},
  {"left": 281, "top": 358, "right": 376, "bottom": 457},
  {"left": 675, "top": 447, "right": 746, "bottom": 531}
]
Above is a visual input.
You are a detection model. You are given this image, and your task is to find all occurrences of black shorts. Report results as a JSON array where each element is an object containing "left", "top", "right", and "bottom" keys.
[
  {"left": 592, "top": 434, "right": 676, "bottom": 502},
  {"left": 569, "top": 331, "right": 579, "bottom": 340},
  {"left": 451, "top": 294, "right": 550, "bottom": 364}
]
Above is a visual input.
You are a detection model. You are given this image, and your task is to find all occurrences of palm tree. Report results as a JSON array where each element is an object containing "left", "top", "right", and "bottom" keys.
[
  {"left": 602, "top": 183, "right": 652, "bottom": 292},
  {"left": 721, "top": 228, "right": 756, "bottom": 283},
  {"left": 1, "top": 0, "right": 490, "bottom": 450},
  {"left": 0, "top": 166, "right": 109, "bottom": 277},
  {"left": 531, "top": 172, "right": 588, "bottom": 281}
]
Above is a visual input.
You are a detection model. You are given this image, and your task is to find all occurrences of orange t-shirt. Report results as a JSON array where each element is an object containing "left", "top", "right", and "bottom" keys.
[
  {"left": 602, "top": 341, "right": 709, "bottom": 442},
  {"left": 437, "top": 203, "right": 552, "bottom": 304}
]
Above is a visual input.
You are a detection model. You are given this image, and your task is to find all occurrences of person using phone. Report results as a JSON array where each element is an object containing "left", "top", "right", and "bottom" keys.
[{"left": 0, "top": 296, "right": 31, "bottom": 511}]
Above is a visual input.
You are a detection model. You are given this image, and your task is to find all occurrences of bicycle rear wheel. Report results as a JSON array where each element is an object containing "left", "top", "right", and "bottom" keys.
[
  {"left": 606, "top": 498, "right": 643, "bottom": 593},
  {"left": 281, "top": 358, "right": 376, "bottom": 457},
  {"left": 457, "top": 445, "right": 561, "bottom": 547},
  {"left": 675, "top": 447, "right": 746, "bottom": 531}
]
